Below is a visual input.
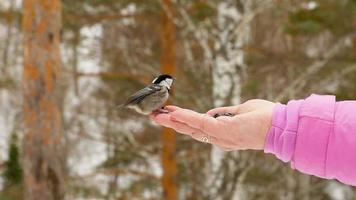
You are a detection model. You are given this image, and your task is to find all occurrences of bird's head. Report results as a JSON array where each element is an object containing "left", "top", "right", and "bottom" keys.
[{"left": 152, "top": 74, "right": 174, "bottom": 90}]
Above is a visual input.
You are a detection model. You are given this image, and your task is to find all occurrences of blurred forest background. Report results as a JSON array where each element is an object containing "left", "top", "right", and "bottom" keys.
[{"left": 0, "top": 0, "right": 355, "bottom": 199}]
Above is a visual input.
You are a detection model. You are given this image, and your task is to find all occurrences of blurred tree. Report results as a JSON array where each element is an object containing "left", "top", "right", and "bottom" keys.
[
  {"left": 0, "top": 133, "right": 23, "bottom": 200},
  {"left": 22, "top": 0, "right": 65, "bottom": 200},
  {"left": 3, "top": 133, "right": 22, "bottom": 186},
  {"left": 160, "top": 0, "right": 178, "bottom": 199}
]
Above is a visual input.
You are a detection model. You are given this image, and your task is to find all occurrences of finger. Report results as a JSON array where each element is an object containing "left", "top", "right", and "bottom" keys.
[
  {"left": 215, "top": 115, "right": 236, "bottom": 123},
  {"left": 150, "top": 112, "right": 170, "bottom": 123},
  {"left": 190, "top": 131, "right": 219, "bottom": 145},
  {"left": 164, "top": 105, "right": 181, "bottom": 112},
  {"left": 149, "top": 112, "right": 168, "bottom": 119},
  {"left": 206, "top": 106, "right": 239, "bottom": 116},
  {"left": 170, "top": 109, "right": 221, "bottom": 135},
  {"left": 152, "top": 113, "right": 199, "bottom": 136}
]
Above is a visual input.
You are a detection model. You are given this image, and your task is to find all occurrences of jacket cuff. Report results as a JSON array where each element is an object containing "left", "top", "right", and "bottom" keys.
[
  {"left": 291, "top": 94, "right": 335, "bottom": 177},
  {"left": 264, "top": 100, "right": 303, "bottom": 162}
]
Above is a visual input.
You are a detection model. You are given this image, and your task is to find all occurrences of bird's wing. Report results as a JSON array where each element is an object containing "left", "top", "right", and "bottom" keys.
[{"left": 123, "top": 84, "right": 162, "bottom": 106}]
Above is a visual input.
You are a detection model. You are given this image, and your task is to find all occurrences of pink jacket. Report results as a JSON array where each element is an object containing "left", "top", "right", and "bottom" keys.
[{"left": 264, "top": 94, "right": 356, "bottom": 186}]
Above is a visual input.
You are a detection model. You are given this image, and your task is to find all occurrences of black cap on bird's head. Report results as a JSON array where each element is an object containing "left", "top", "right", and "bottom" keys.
[
  {"left": 152, "top": 74, "right": 173, "bottom": 84},
  {"left": 152, "top": 74, "right": 174, "bottom": 89}
]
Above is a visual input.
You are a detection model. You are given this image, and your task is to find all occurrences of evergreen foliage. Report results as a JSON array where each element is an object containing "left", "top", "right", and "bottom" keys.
[{"left": 3, "top": 133, "right": 22, "bottom": 187}]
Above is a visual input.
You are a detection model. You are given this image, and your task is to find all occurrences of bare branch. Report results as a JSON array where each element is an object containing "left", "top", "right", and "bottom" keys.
[
  {"left": 275, "top": 33, "right": 356, "bottom": 102},
  {"left": 228, "top": 0, "right": 273, "bottom": 42},
  {"left": 70, "top": 168, "right": 159, "bottom": 180},
  {"left": 178, "top": 6, "right": 214, "bottom": 63},
  {"left": 76, "top": 72, "right": 151, "bottom": 84}
]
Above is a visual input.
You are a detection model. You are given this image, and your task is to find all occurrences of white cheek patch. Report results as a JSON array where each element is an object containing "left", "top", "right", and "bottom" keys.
[
  {"left": 161, "top": 79, "right": 173, "bottom": 89},
  {"left": 166, "top": 79, "right": 173, "bottom": 87}
]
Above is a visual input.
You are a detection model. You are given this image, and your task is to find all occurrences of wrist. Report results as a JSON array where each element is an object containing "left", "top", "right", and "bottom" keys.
[{"left": 256, "top": 103, "right": 275, "bottom": 150}]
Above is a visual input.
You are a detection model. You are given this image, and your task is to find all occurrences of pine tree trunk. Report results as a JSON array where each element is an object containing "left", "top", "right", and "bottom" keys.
[
  {"left": 22, "top": 0, "right": 64, "bottom": 200},
  {"left": 160, "top": 0, "right": 177, "bottom": 199}
]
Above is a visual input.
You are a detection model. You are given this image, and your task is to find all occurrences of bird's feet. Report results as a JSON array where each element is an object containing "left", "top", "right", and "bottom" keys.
[{"left": 152, "top": 107, "right": 170, "bottom": 115}]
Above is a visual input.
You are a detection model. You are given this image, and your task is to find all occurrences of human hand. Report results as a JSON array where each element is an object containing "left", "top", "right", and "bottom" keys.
[{"left": 150, "top": 100, "right": 275, "bottom": 151}]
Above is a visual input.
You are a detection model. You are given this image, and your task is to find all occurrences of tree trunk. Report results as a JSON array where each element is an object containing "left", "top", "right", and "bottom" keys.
[
  {"left": 160, "top": 0, "right": 177, "bottom": 199},
  {"left": 210, "top": 1, "right": 252, "bottom": 199},
  {"left": 22, "top": 0, "right": 64, "bottom": 200}
]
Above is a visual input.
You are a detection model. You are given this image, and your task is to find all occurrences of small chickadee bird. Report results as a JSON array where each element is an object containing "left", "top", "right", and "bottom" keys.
[{"left": 121, "top": 74, "right": 174, "bottom": 115}]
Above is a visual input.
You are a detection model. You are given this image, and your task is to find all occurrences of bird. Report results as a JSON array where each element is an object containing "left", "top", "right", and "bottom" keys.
[{"left": 121, "top": 74, "right": 174, "bottom": 115}]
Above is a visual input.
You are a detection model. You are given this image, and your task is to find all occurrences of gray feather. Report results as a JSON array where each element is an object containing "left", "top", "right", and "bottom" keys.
[{"left": 123, "top": 84, "right": 162, "bottom": 106}]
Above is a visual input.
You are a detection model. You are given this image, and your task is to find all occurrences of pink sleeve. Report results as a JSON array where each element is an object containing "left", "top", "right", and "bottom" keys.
[{"left": 264, "top": 94, "right": 356, "bottom": 186}]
